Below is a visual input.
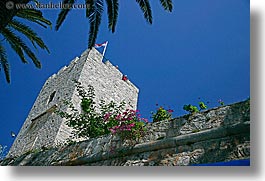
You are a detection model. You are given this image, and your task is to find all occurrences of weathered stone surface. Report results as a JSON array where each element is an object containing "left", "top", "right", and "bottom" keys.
[
  {"left": 168, "top": 100, "right": 250, "bottom": 137},
  {"left": 1, "top": 99, "right": 250, "bottom": 166},
  {"left": 7, "top": 48, "right": 139, "bottom": 157}
]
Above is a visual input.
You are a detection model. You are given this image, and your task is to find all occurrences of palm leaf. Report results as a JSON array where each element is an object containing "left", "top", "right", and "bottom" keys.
[
  {"left": 16, "top": 9, "right": 52, "bottom": 29},
  {"left": 159, "top": 0, "right": 173, "bottom": 12},
  {"left": 5, "top": 38, "right": 28, "bottom": 64},
  {"left": 1, "top": 27, "right": 41, "bottom": 68},
  {"left": 105, "top": 0, "right": 119, "bottom": 33},
  {"left": 55, "top": 0, "right": 76, "bottom": 31},
  {"left": 85, "top": 0, "right": 93, "bottom": 17},
  {"left": 135, "top": 0, "right": 152, "bottom": 24},
  {"left": 0, "top": 43, "right": 10, "bottom": 83},
  {"left": 9, "top": 19, "right": 50, "bottom": 53},
  {"left": 87, "top": 0, "right": 104, "bottom": 48}
]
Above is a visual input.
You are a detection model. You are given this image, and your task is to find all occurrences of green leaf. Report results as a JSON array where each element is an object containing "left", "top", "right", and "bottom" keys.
[
  {"left": 199, "top": 101, "right": 207, "bottom": 110},
  {"left": 1, "top": 27, "right": 41, "bottom": 68},
  {"left": 135, "top": 0, "right": 152, "bottom": 24},
  {"left": 9, "top": 19, "right": 50, "bottom": 53},
  {"left": 105, "top": 0, "right": 119, "bottom": 32},
  {"left": 0, "top": 43, "right": 10, "bottom": 83},
  {"left": 159, "top": 0, "right": 173, "bottom": 12},
  {"left": 87, "top": 0, "right": 104, "bottom": 48},
  {"left": 55, "top": 0, "right": 76, "bottom": 30},
  {"left": 16, "top": 8, "right": 52, "bottom": 29}
]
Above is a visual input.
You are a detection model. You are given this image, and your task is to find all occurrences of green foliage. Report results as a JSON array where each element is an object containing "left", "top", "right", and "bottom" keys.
[
  {"left": 183, "top": 104, "right": 199, "bottom": 114},
  {"left": 0, "top": 44, "right": 9, "bottom": 82},
  {"left": 199, "top": 101, "right": 207, "bottom": 110},
  {"left": 56, "top": 81, "right": 147, "bottom": 143},
  {"left": 56, "top": 0, "right": 173, "bottom": 48},
  {"left": 218, "top": 99, "right": 225, "bottom": 106},
  {"left": 16, "top": 8, "right": 52, "bottom": 29},
  {"left": 55, "top": 0, "right": 76, "bottom": 31},
  {"left": 136, "top": 0, "right": 153, "bottom": 24},
  {"left": 183, "top": 101, "right": 208, "bottom": 114},
  {"left": 151, "top": 106, "right": 173, "bottom": 122},
  {"left": 108, "top": 111, "right": 147, "bottom": 143},
  {"left": 105, "top": 0, "right": 119, "bottom": 33},
  {"left": 87, "top": 0, "right": 104, "bottom": 49},
  {"left": 160, "top": 0, "right": 173, "bottom": 12},
  {"left": 0, "top": 5, "right": 51, "bottom": 83}
]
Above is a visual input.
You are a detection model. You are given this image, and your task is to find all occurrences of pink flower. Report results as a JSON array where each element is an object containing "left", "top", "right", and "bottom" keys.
[
  {"left": 141, "top": 118, "right": 148, "bottom": 123},
  {"left": 103, "top": 112, "right": 111, "bottom": 121},
  {"left": 167, "top": 109, "right": 174, "bottom": 113},
  {"left": 121, "top": 117, "right": 127, "bottom": 121},
  {"left": 129, "top": 123, "right": 135, "bottom": 127},
  {"left": 115, "top": 114, "right": 122, "bottom": 120},
  {"left": 109, "top": 128, "right": 116, "bottom": 134}
]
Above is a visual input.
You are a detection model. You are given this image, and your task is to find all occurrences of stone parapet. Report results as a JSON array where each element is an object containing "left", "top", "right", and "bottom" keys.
[{"left": 1, "top": 99, "right": 250, "bottom": 166}]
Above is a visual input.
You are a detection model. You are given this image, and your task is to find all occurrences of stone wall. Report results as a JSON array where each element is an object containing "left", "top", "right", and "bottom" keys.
[
  {"left": 7, "top": 48, "right": 139, "bottom": 157},
  {"left": 1, "top": 99, "right": 250, "bottom": 166},
  {"left": 7, "top": 55, "right": 84, "bottom": 158}
]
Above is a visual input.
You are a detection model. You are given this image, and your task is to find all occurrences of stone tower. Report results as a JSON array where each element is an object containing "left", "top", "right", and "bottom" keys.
[{"left": 8, "top": 48, "right": 139, "bottom": 157}]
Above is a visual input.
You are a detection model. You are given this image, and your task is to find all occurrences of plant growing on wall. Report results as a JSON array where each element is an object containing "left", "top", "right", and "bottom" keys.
[
  {"left": 151, "top": 106, "right": 173, "bottom": 122},
  {"left": 183, "top": 101, "right": 208, "bottom": 114},
  {"left": 183, "top": 104, "right": 199, "bottom": 114},
  {"left": 199, "top": 101, "right": 207, "bottom": 110},
  {"left": 107, "top": 109, "right": 148, "bottom": 142},
  {"left": 218, "top": 99, "right": 225, "bottom": 106},
  {"left": 56, "top": 81, "right": 147, "bottom": 143}
]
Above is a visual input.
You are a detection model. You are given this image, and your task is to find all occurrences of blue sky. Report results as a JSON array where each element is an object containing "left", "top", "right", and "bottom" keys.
[{"left": 0, "top": 0, "right": 249, "bottom": 152}]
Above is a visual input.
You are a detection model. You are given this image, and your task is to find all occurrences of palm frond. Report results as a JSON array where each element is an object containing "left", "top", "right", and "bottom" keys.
[
  {"left": 135, "top": 0, "right": 152, "bottom": 24},
  {"left": 16, "top": 8, "right": 52, "bottom": 29},
  {"left": 1, "top": 27, "right": 41, "bottom": 68},
  {"left": 87, "top": 0, "right": 104, "bottom": 48},
  {"left": 5, "top": 37, "right": 28, "bottom": 64},
  {"left": 85, "top": 0, "right": 93, "bottom": 17},
  {"left": 105, "top": 0, "right": 119, "bottom": 33},
  {"left": 0, "top": 43, "right": 10, "bottom": 83},
  {"left": 31, "top": 0, "right": 40, "bottom": 4},
  {"left": 9, "top": 19, "right": 50, "bottom": 53},
  {"left": 159, "top": 0, "right": 173, "bottom": 12},
  {"left": 55, "top": 0, "right": 76, "bottom": 31}
]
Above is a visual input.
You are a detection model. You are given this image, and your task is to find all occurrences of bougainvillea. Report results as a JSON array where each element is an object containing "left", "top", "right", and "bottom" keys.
[{"left": 56, "top": 81, "right": 147, "bottom": 143}]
